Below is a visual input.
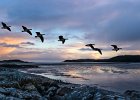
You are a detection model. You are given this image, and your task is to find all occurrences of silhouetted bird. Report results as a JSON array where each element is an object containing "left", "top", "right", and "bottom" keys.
[
  {"left": 1, "top": 22, "right": 11, "bottom": 31},
  {"left": 111, "top": 45, "right": 122, "bottom": 52},
  {"left": 85, "top": 44, "right": 102, "bottom": 55},
  {"left": 85, "top": 44, "right": 95, "bottom": 49},
  {"left": 22, "top": 26, "right": 32, "bottom": 35},
  {"left": 58, "top": 35, "right": 68, "bottom": 44},
  {"left": 35, "top": 32, "right": 45, "bottom": 42}
]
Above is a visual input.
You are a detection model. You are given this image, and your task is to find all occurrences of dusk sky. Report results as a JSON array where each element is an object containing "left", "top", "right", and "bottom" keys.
[{"left": 0, "top": 0, "right": 140, "bottom": 62}]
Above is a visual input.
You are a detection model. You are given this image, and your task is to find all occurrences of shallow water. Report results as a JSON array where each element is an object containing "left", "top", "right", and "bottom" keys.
[{"left": 20, "top": 62, "right": 140, "bottom": 93}]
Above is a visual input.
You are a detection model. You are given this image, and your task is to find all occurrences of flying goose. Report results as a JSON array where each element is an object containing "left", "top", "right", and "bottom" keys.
[
  {"left": 111, "top": 45, "right": 122, "bottom": 52},
  {"left": 1, "top": 22, "right": 11, "bottom": 31},
  {"left": 35, "top": 32, "right": 45, "bottom": 42},
  {"left": 85, "top": 44, "right": 102, "bottom": 55},
  {"left": 58, "top": 35, "right": 68, "bottom": 44},
  {"left": 22, "top": 26, "right": 32, "bottom": 35}
]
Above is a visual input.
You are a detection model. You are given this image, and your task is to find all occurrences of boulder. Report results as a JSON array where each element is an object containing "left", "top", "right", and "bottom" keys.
[
  {"left": 0, "top": 87, "right": 7, "bottom": 94},
  {"left": 5, "top": 96, "right": 23, "bottom": 100},
  {"left": 44, "top": 87, "right": 57, "bottom": 98},
  {"left": 0, "top": 81, "right": 20, "bottom": 88},
  {"left": 30, "top": 91, "right": 42, "bottom": 99},
  {"left": 56, "top": 87, "right": 72, "bottom": 96},
  {"left": 22, "top": 83, "right": 37, "bottom": 91},
  {"left": 5, "top": 88, "right": 21, "bottom": 97},
  {"left": 124, "top": 90, "right": 140, "bottom": 100},
  {"left": 0, "top": 93, "right": 6, "bottom": 99},
  {"left": 21, "top": 92, "right": 32, "bottom": 99}
]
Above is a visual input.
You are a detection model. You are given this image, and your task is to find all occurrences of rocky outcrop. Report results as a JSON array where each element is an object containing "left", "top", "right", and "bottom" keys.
[
  {"left": 124, "top": 90, "right": 140, "bottom": 100},
  {"left": 0, "top": 67, "right": 139, "bottom": 100}
]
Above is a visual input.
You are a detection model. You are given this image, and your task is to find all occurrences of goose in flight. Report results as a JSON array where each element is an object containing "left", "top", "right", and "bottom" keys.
[
  {"left": 58, "top": 35, "right": 68, "bottom": 44},
  {"left": 35, "top": 32, "right": 45, "bottom": 42},
  {"left": 22, "top": 26, "right": 32, "bottom": 35},
  {"left": 111, "top": 45, "right": 122, "bottom": 52},
  {"left": 85, "top": 44, "right": 102, "bottom": 55},
  {"left": 1, "top": 22, "right": 11, "bottom": 31}
]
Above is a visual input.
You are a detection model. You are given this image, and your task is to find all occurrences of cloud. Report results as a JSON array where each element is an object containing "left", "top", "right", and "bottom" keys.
[
  {"left": 79, "top": 48, "right": 92, "bottom": 51},
  {"left": 0, "top": 47, "right": 15, "bottom": 56},
  {"left": 20, "top": 42, "right": 35, "bottom": 45},
  {"left": 3, "top": 0, "right": 139, "bottom": 44},
  {"left": 0, "top": 41, "right": 35, "bottom": 48},
  {"left": 0, "top": 0, "right": 140, "bottom": 61},
  {"left": 0, "top": 42, "right": 21, "bottom": 48},
  {"left": 83, "top": 0, "right": 140, "bottom": 43},
  {"left": 0, "top": 34, "right": 25, "bottom": 44},
  {"left": 5, "top": 49, "right": 66, "bottom": 62}
]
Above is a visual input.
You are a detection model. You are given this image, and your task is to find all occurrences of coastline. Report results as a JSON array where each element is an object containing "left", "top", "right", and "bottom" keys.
[{"left": 0, "top": 67, "right": 139, "bottom": 100}]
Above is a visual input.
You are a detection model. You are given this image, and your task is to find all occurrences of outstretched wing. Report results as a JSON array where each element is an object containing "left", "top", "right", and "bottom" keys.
[
  {"left": 111, "top": 45, "right": 117, "bottom": 49},
  {"left": 27, "top": 30, "right": 32, "bottom": 35},
  {"left": 62, "top": 39, "right": 65, "bottom": 44},
  {"left": 7, "top": 27, "right": 11, "bottom": 31},
  {"left": 1, "top": 22, "right": 7, "bottom": 27},
  {"left": 85, "top": 44, "right": 95, "bottom": 50},
  {"left": 39, "top": 35, "right": 44, "bottom": 42},
  {"left": 85, "top": 44, "right": 95, "bottom": 46},
  {"left": 98, "top": 49, "right": 102, "bottom": 55},
  {"left": 85, "top": 44, "right": 90, "bottom": 46},
  {"left": 90, "top": 45, "right": 95, "bottom": 50}
]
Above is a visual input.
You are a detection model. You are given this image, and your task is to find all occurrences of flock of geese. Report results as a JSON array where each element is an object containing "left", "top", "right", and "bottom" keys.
[{"left": 1, "top": 22, "right": 122, "bottom": 55}]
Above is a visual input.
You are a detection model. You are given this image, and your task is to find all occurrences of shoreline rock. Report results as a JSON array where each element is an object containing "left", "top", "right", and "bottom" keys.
[{"left": 0, "top": 67, "right": 139, "bottom": 100}]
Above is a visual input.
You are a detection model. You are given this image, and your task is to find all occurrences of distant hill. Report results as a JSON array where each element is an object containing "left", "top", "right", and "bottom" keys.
[
  {"left": 0, "top": 59, "right": 29, "bottom": 63},
  {"left": 0, "top": 60, "right": 38, "bottom": 68},
  {"left": 108, "top": 55, "right": 140, "bottom": 62},
  {"left": 64, "top": 55, "right": 140, "bottom": 62}
]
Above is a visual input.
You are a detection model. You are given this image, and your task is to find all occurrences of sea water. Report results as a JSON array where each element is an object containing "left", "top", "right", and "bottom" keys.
[{"left": 21, "top": 62, "right": 140, "bottom": 93}]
